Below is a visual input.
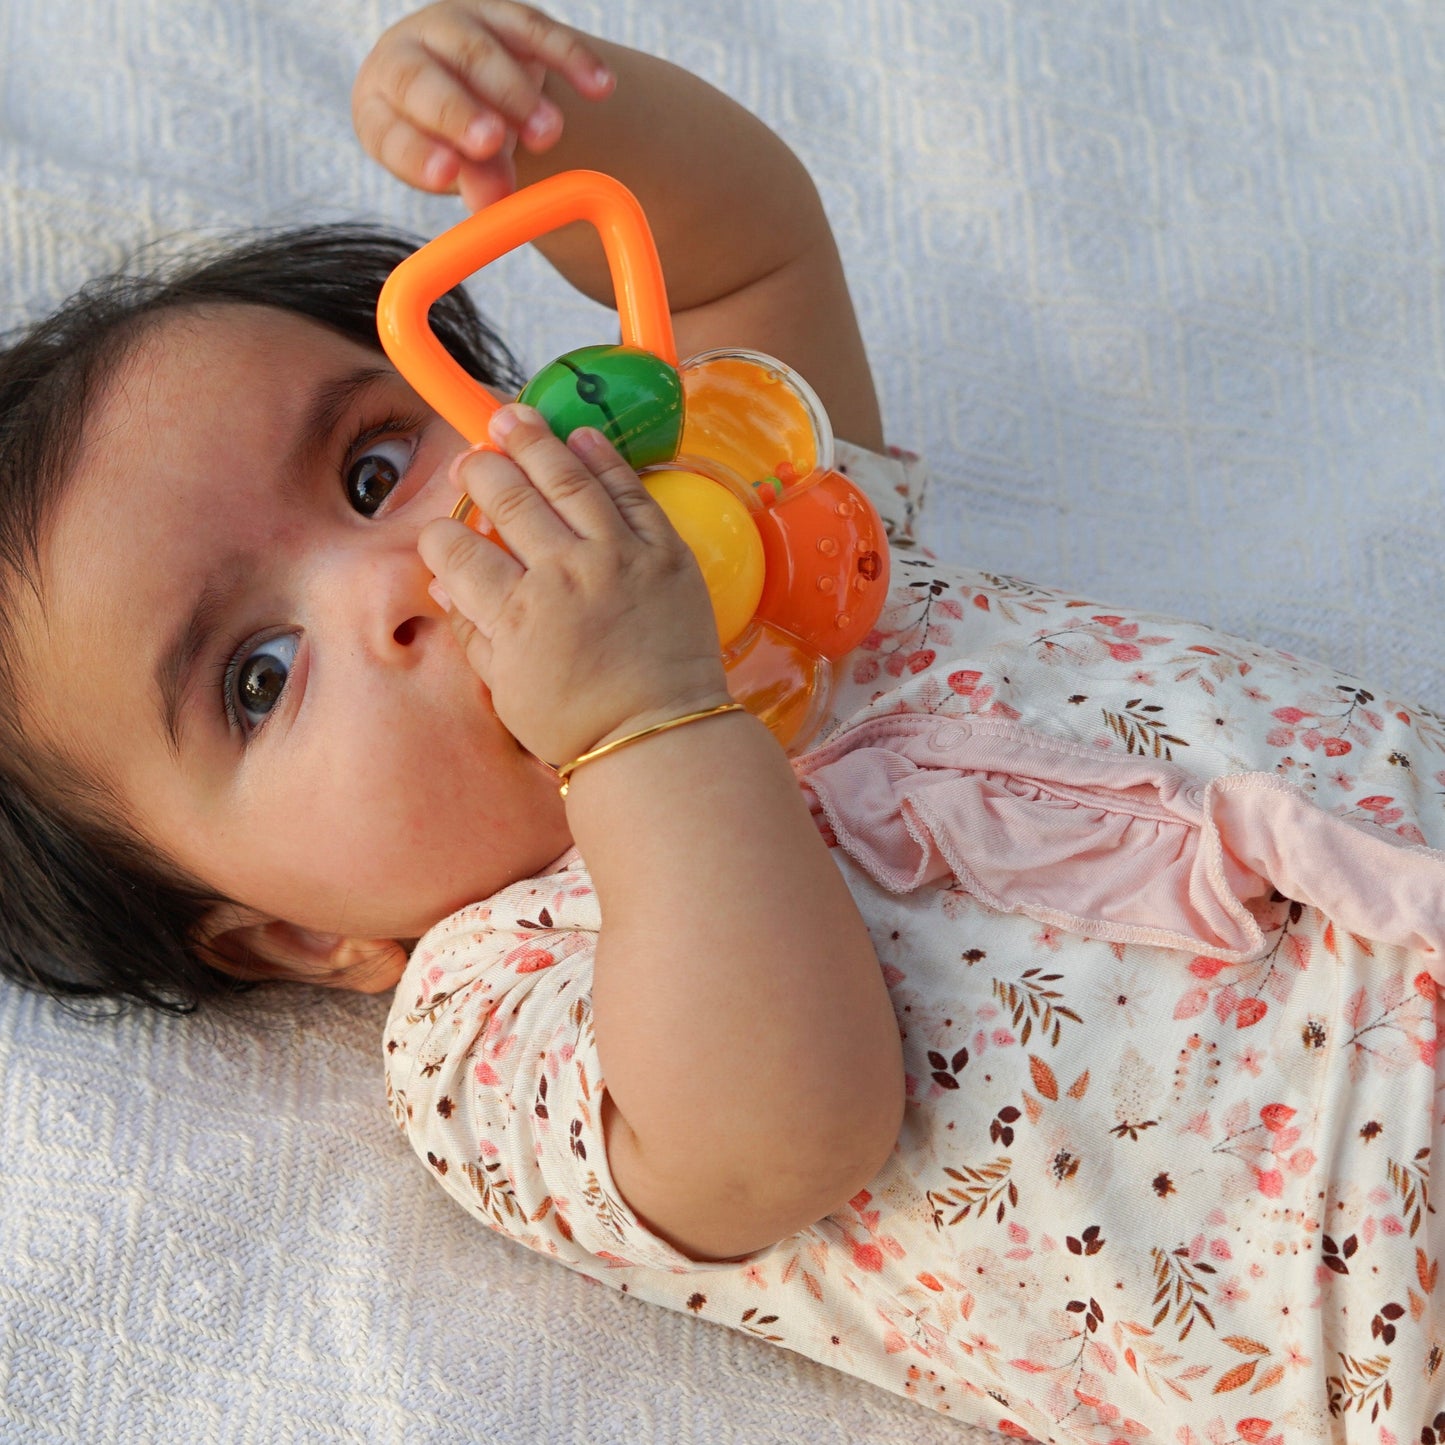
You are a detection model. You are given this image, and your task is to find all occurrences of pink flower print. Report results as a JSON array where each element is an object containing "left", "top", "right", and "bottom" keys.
[
  {"left": 1005, "top": 1222, "right": 1032, "bottom": 1261},
  {"left": 504, "top": 943, "right": 556, "bottom": 973},
  {"left": 1268, "top": 704, "right": 1354, "bottom": 756},
  {"left": 1254, "top": 1168, "right": 1284, "bottom": 1197},
  {"left": 1234, "top": 998, "right": 1268, "bottom": 1029},
  {"left": 1189, "top": 955, "right": 1230, "bottom": 980},
  {"left": 849, "top": 1239, "right": 886, "bottom": 1272},
  {"left": 1259, "top": 1103, "right": 1296, "bottom": 1132},
  {"left": 852, "top": 656, "right": 880, "bottom": 685},
  {"left": 845, "top": 1190, "right": 905, "bottom": 1270},
  {"left": 1355, "top": 794, "right": 1404, "bottom": 827},
  {"left": 1218, "top": 1275, "right": 1250, "bottom": 1306},
  {"left": 948, "top": 669, "right": 983, "bottom": 695},
  {"left": 1173, "top": 986, "right": 1209, "bottom": 1020},
  {"left": 1236, "top": 1422, "right": 1279, "bottom": 1445}
]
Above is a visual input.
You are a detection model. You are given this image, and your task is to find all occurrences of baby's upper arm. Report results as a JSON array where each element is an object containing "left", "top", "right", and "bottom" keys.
[{"left": 669, "top": 224, "right": 885, "bottom": 455}]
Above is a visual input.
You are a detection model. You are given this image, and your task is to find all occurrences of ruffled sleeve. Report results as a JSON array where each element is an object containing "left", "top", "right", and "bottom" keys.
[
  {"left": 797, "top": 711, "right": 1445, "bottom": 971},
  {"left": 383, "top": 855, "right": 753, "bottom": 1273}
]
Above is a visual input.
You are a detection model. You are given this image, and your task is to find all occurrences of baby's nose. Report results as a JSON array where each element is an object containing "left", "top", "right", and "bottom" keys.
[{"left": 325, "top": 534, "right": 446, "bottom": 666}]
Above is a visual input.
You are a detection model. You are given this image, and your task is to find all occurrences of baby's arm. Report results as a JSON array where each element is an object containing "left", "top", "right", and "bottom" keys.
[
  {"left": 352, "top": 1, "right": 884, "bottom": 449},
  {"left": 418, "top": 410, "right": 905, "bottom": 1262}
]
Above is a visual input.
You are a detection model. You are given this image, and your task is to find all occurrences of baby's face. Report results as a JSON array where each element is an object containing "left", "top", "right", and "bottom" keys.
[{"left": 18, "top": 306, "right": 571, "bottom": 988}]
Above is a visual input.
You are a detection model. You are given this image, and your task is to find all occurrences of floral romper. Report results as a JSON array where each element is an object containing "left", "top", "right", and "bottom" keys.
[{"left": 384, "top": 445, "right": 1444, "bottom": 1443}]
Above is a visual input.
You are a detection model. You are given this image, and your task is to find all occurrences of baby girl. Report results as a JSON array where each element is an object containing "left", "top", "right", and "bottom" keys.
[{"left": 0, "top": 4, "right": 1439, "bottom": 1439}]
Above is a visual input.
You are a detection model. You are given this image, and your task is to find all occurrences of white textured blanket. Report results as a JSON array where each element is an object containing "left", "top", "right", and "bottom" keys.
[{"left": 1, "top": 3, "right": 1440, "bottom": 1442}]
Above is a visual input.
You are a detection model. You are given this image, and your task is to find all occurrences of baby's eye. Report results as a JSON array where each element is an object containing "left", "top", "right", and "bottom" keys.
[
  {"left": 228, "top": 633, "right": 299, "bottom": 732},
  {"left": 346, "top": 436, "right": 415, "bottom": 517}
]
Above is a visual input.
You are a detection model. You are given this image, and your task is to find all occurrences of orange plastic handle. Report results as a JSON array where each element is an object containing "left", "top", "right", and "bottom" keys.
[{"left": 377, "top": 170, "right": 678, "bottom": 444}]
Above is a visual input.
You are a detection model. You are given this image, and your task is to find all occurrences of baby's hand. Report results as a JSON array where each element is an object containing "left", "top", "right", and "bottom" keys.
[
  {"left": 352, "top": 1, "right": 614, "bottom": 211},
  {"left": 418, "top": 407, "right": 733, "bottom": 769}
]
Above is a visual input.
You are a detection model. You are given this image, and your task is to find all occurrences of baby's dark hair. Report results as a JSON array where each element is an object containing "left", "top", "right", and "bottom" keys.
[{"left": 0, "top": 225, "right": 524, "bottom": 1015}]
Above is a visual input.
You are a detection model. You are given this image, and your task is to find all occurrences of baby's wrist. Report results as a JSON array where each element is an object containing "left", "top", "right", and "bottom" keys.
[
  {"left": 575, "top": 689, "right": 738, "bottom": 759},
  {"left": 547, "top": 690, "right": 743, "bottom": 798}
]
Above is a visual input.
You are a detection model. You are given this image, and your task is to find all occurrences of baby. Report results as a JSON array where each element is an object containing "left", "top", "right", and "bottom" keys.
[{"left": 1, "top": 4, "right": 1441, "bottom": 1440}]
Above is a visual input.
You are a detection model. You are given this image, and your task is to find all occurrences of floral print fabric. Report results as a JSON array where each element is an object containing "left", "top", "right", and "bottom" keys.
[{"left": 385, "top": 448, "right": 1443, "bottom": 1442}]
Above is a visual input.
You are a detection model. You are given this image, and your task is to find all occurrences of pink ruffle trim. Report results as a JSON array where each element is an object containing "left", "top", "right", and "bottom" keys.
[{"left": 796, "top": 714, "right": 1445, "bottom": 976}]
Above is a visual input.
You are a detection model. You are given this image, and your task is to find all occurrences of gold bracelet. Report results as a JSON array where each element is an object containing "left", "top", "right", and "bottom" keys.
[{"left": 552, "top": 702, "right": 746, "bottom": 797}]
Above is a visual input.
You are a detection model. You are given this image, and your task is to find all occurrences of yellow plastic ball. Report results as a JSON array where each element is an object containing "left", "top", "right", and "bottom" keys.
[{"left": 642, "top": 468, "right": 765, "bottom": 647}]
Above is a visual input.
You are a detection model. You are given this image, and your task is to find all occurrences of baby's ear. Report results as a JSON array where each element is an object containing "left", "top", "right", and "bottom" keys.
[{"left": 200, "top": 907, "right": 408, "bottom": 994}]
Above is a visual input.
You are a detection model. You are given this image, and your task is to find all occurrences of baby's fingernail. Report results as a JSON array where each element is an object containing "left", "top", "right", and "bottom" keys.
[
  {"left": 568, "top": 426, "right": 606, "bottom": 456},
  {"left": 464, "top": 113, "right": 503, "bottom": 154},
  {"left": 448, "top": 442, "right": 490, "bottom": 485},
  {"left": 591, "top": 63, "right": 614, "bottom": 90},
  {"left": 427, "top": 579, "right": 452, "bottom": 611},
  {"left": 422, "top": 146, "right": 455, "bottom": 187},
  {"left": 521, "top": 98, "right": 561, "bottom": 146},
  {"left": 489, "top": 404, "right": 541, "bottom": 442}
]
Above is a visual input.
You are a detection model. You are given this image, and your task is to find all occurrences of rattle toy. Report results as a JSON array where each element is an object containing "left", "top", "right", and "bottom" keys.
[{"left": 376, "top": 169, "right": 889, "bottom": 752}]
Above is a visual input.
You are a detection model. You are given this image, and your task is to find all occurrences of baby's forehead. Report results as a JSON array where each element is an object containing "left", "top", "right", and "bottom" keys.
[
  {"left": 103, "top": 304, "right": 379, "bottom": 402},
  {"left": 76, "top": 306, "right": 391, "bottom": 485},
  {"left": 49, "top": 303, "right": 385, "bottom": 587}
]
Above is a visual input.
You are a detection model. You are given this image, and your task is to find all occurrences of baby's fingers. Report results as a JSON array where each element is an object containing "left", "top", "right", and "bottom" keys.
[
  {"left": 353, "top": 90, "right": 465, "bottom": 193},
  {"left": 438, "top": 591, "right": 494, "bottom": 684},
  {"left": 356, "top": 3, "right": 612, "bottom": 178},
  {"left": 566, "top": 428, "right": 676, "bottom": 544},
  {"left": 418, "top": 516, "right": 516, "bottom": 651},
  {"left": 451, "top": 2, "right": 615, "bottom": 140}
]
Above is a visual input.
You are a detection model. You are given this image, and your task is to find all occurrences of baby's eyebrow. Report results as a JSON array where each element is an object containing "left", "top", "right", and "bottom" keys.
[
  {"left": 155, "top": 362, "right": 396, "bottom": 754},
  {"left": 279, "top": 364, "right": 396, "bottom": 497},
  {"left": 156, "top": 559, "right": 247, "bottom": 758}
]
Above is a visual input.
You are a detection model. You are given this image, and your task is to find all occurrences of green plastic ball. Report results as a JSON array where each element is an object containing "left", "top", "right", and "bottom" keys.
[{"left": 518, "top": 344, "right": 683, "bottom": 468}]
